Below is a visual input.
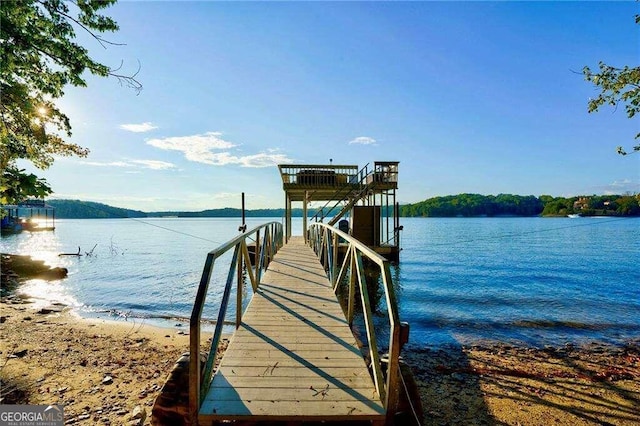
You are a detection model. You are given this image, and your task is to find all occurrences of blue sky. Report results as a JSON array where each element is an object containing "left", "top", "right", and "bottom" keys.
[{"left": 31, "top": 1, "right": 639, "bottom": 211}]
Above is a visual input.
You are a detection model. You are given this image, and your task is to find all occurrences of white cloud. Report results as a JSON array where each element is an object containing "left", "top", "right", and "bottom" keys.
[
  {"left": 119, "top": 122, "right": 158, "bottom": 133},
  {"left": 80, "top": 161, "right": 131, "bottom": 167},
  {"left": 172, "top": 151, "right": 292, "bottom": 168},
  {"left": 146, "top": 132, "right": 293, "bottom": 167},
  {"left": 349, "top": 136, "right": 377, "bottom": 145},
  {"left": 146, "top": 132, "right": 236, "bottom": 164},
  {"left": 602, "top": 179, "right": 639, "bottom": 195},
  {"left": 130, "top": 160, "right": 176, "bottom": 170},
  {"left": 79, "top": 159, "right": 176, "bottom": 170},
  {"left": 238, "top": 152, "right": 294, "bottom": 168},
  {"left": 610, "top": 179, "right": 632, "bottom": 187}
]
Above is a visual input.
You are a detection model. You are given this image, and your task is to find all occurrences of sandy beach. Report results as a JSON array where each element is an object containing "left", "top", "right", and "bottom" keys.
[
  {"left": 0, "top": 297, "right": 195, "bottom": 424},
  {"left": 1, "top": 255, "right": 638, "bottom": 425},
  {"left": 2, "top": 298, "right": 638, "bottom": 426},
  {"left": 404, "top": 341, "right": 639, "bottom": 425}
]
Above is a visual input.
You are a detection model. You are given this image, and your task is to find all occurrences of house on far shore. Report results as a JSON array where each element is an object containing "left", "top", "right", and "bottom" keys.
[
  {"left": 0, "top": 199, "right": 56, "bottom": 235},
  {"left": 573, "top": 197, "right": 590, "bottom": 211}
]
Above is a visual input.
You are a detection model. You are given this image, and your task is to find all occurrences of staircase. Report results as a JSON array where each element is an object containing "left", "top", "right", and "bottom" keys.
[{"left": 310, "top": 164, "right": 373, "bottom": 224}]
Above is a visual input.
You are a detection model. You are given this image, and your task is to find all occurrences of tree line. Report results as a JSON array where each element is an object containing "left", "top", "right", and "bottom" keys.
[
  {"left": 400, "top": 194, "right": 640, "bottom": 217},
  {"left": 46, "top": 200, "right": 308, "bottom": 219},
  {"left": 45, "top": 195, "right": 640, "bottom": 219}
]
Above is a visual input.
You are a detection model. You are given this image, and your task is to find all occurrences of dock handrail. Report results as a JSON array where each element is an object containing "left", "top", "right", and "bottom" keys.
[
  {"left": 189, "top": 221, "right": 283, "bottom": 423},
  {"left": 308, "top": 222, "right": 402, "bottom": 422}
]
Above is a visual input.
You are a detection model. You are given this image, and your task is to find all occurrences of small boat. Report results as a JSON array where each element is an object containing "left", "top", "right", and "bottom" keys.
[{"left": 567, "top": 213, "right": 582, "bottom": 218}]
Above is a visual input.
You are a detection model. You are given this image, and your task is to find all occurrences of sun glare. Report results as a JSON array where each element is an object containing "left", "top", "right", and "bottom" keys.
[{"left": 37, "top": 106, "right": 48, "bottom": 117}]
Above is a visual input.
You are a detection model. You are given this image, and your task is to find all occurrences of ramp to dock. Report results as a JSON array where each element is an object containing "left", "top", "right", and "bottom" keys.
[{"left": 199, "top": 236, "right": 385, "bottom": 424}]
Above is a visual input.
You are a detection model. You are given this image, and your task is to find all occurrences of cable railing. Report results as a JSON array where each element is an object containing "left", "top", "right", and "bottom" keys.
[
  {"left": 308, "top": 222, "right": 403, "bottom": 422},
  {"left": 189, "top": 221, "right": 283, "bottom": 423}
]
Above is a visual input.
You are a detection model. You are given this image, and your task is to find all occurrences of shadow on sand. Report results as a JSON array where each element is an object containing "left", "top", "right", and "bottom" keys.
[
  {"left": 402, "top": 340, "right": 640, "bottom": 426},
  {"left": 403, "top": 343, "right": 496, "bottom": 426}
]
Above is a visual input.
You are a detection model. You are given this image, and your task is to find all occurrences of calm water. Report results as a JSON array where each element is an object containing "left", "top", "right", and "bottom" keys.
[{"left": 2, "top": 217, "right": 638, "bottom": 348}]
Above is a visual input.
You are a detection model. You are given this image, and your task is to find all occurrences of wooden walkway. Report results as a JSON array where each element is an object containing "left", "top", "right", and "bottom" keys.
[{"left": 199, "top": 236, "right": 385, "bottom": 425}]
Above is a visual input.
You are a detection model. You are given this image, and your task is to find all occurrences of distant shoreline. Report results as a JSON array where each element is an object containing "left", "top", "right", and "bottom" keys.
[{"left": 16, "top": 196, "right": 640, "bottom": 219}]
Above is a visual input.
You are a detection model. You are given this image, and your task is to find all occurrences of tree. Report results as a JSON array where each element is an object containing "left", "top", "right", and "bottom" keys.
[
  {"left": 0, "top": 0, "right": 140, "bottom": 205},
  {"left": 582, "top": 14, "right": 639, "bottom": 156}
]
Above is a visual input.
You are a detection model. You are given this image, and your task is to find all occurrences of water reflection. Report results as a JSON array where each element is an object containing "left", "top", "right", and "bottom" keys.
[{"left": 19, "top": 279, "right": 81, "bottom": 309}]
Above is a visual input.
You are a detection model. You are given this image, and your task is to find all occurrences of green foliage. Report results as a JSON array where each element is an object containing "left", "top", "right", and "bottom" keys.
[
  {"left": 44, "top": 199, "right": 308, "bottom": 219},
  {"left": 47, "top": 199, "right": 146, "bottom": 219},
  {"left": 582, "top": 14, "right": 639, "bottom": 155},
  {"left": 0, "top": 165, "right": 52, "bottom": 205},
  {"left": 400, "top": 194, "right": 543, "bottom": 217},
  {"left": 0, "top": 0, "right": 139, "bottom": 204},
  {"left": 401, "top": 194, "right": 640, "bottom": 217},
  {"left": 615, "top": 195, "right": 640, "bottom": 215},
  {"left": 149, "top": 208, "right": 305, "bottom": 218},
  {"left": 17, "top": 196, "right": 640, "bottom": 219}
]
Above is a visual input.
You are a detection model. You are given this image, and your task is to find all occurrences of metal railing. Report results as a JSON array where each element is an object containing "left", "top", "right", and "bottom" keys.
[
  {"left": 189, "top": 221, "right": 283, "bottom": 423},
  {"left": 309, "top": 163, "right": 370, "bottom": 223},
  {"left": 308, "top": 222, "right": 402, "bottom": 423},
  {"left": 278, "top": 164, "right": 359, "bottom": 186}
]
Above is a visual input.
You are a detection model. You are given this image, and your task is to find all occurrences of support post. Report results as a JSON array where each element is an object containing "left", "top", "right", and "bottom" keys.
[
  {"left": 288, "top": 195, "right": 292, "bottom": 241},
  {"left": 236, "top": 244, "right": 243, "bottom": 328},
  {"left": 239, "top": 192, "right": 247, "bottom": 232},
  {"left": 332, "top": 232, "right": 338, "bottom": 287},
  {"left": 347, "top": 247, "right": 356, "bottom": 324},
  {"left": 284, "top": 192, "right": 289, "bottom": 243},
  {"left": 255, "top": 230, "right": 261, "bottom": 284},
  {"left": 303, "top": 191, "right": 308, "bottom": 243}
]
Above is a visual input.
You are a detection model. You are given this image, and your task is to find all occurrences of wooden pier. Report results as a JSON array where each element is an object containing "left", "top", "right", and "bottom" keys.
[
  {"left": 198, "top": 236, "right": 385, "bottom": 424},
  {"left": 188, "top": 220, "right": 405, "bottom": 426}
]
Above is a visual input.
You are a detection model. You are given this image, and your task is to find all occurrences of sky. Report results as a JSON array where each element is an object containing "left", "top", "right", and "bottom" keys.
[{"left": 27, "top": 1, "right": 640, "bottom": 212}]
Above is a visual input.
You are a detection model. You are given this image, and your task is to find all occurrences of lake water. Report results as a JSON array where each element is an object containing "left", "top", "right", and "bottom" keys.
[{"left": 1, "top": 216, "right": 638, "bottom": 348}]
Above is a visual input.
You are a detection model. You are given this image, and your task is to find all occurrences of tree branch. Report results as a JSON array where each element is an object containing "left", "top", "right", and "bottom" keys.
[{"left": 36, "top": 0, "right": 119, "bottom": 50}]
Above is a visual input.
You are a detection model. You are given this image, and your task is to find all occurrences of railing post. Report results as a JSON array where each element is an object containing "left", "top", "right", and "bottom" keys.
[
  {"left": 322, "top": 228, "right": 329, "bottom": 268},
  {"left": 326, "top": 229, "right": 333, "bottom": 282},
  {"left": 255, "top": 230, "right": 261, "bottom": 284},
  {"left": 303, "top": 191, "right": 308, "bottom": 243},
  {"left": 385, "top": 323, "right": 401, "bottom": 422},
  {"left": 347, "top": 246, "right": 356, "bottom": 324},
  {"left": 382, "top": 262, "right": 401, "bottom": 419},
  {"left": 264, "top": 226, "right": 271, "bottom": 267},
  {"left": 236, "top": 242, "right": 243, "bottom": 329},
  {"left": 189, "top": 252, "right": 216, "bottom": 426},
  {"left": 332, "top": 231, "right": 338, "bottom": 288}
]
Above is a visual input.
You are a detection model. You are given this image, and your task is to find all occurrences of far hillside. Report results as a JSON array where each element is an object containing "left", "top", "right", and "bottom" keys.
[
  {"left": 47, "top": 200, "right": 146, "bottom": 219},
  {"left": 37, "top": 194, "right": 640, "bottom": 219},
  {"left": 400, "top": 194, "right": 640, "bottom": 217},
  {"left": 46, "top": 200, "right": 305, "bottom": 219}
]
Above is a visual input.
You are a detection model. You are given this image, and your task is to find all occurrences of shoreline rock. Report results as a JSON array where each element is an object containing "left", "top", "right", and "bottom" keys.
[{"left": 1, "top": 253, "right": 68, "bottom": 299}]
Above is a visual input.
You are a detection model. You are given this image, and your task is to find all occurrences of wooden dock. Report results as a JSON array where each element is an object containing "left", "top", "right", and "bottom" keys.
[{"left": 198, "top": 236, "right": 386, "bottom": 425}]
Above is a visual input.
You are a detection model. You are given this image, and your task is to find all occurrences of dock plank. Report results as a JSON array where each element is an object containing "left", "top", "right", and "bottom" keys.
[{"left": 199, "top": 236, "right": 385, "bottom": 424}]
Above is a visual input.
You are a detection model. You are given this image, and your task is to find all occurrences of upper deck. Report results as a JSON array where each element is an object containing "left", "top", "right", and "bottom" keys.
[{"left": 278, "top": 163, "right": 398, "bottom": 202}]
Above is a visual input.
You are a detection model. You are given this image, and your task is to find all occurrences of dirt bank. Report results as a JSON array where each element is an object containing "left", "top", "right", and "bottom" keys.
[{"left": 1, "top": 254, "right": 637, "bottom": 425}]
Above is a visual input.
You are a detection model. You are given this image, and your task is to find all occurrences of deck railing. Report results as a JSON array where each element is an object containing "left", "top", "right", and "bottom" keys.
[
  {"left": 278, "top": 164, "right": 360, "bottom": 186},
  {"left": 189, "top": 221, "right": 283, "bottom": 423},
  {"left": 308, "top": 222, "right": 402, "bottom": 422}
]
